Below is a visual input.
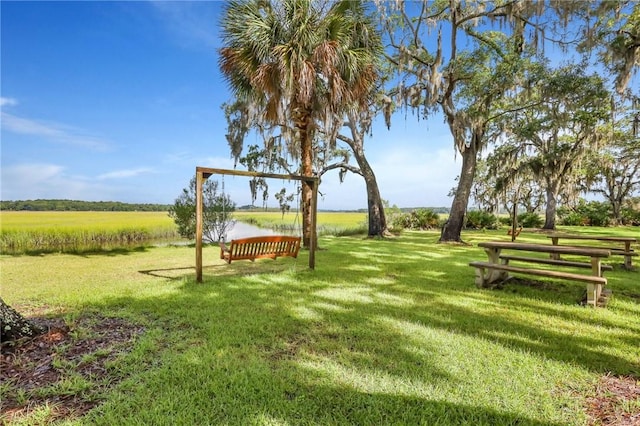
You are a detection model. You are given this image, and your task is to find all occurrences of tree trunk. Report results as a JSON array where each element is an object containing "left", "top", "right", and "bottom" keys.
[
  {"left": 349, "top": 136, "right": 388, "bottom": 237},
  {"left": 298, "top": 113, "right": 315, "bottom": 249},
  {"left": 1, "top": 297, "right": 43, "bottom": 342},
  {"left": 362, "top": 165, "right": 388, "bottom": 237},
  {"left": 611, "top": 199, "right": 622, "bottom": 226},
  {"left": 543, "top": 181, "right": 559, "bottom": 229},
  {"left": 440, "top": 146, "right": 478, "bottom": 242}
]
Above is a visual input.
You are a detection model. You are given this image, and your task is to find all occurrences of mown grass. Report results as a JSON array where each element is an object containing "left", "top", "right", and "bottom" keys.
[
  {"left": 0, "top": 212, "right": 178, "bottom": 255},
  {"left": 1, "top": 227, "right": 639, "bottom": 425}
]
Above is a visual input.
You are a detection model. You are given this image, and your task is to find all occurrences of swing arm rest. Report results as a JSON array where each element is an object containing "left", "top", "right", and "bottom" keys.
[{"left": 220, "top": 240, "right": 231, "bottom": 261}]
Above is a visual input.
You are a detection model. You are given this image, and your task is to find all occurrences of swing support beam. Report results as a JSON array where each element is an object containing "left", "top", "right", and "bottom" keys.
[{"left": 195, "top": 166, "right": 319, "bottom": 283}]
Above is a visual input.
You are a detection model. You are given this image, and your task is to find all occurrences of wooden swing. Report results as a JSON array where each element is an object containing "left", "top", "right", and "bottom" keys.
[
  {"left": 195, "top": 167, "right": 318, "bottom": 282},
  {"left": 220, "top": 235, "right": 301, "bottom": 264},
  {"left": 217, "top": 174, "right": 302, "bottom": 264}
]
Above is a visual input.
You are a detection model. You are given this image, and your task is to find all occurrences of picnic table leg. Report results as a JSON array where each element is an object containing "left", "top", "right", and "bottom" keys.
[
  {"left": 588, "top": 257, "right": 604, "bottom": 307},
  {"left": 586, "top": 283, "right": 599, "bottom": 307},
  {"left": 473, "top": 266, "right": 487, "bottom": 288},
  {"left": 482, "top": 247, "right": 508, "bottom": 284}
]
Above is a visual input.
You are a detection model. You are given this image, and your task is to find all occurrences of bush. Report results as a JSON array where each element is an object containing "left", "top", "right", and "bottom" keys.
[
  {"left": 558, "top": 211, "right": 584, "bottom": 226},
  {"left": 168, "top": 176, "right": 236, "bottom": 242},
  {"left": 557, "top": 200, "right": 612, "bottom": 227},
  {"left": 464, "top": 210, "right": 498, "bottom": 229},
  {"left": 498, "top": 216, "right": 512, "bottom": 226},
  {"left": 517, "top": 212, "right": 543, "bottom": 228},
  {"left": 621, "top": 206, "right": 640, "bottom": 226},
  {"left": 391, "top": 209, "right": 440, "bottom": 230}
]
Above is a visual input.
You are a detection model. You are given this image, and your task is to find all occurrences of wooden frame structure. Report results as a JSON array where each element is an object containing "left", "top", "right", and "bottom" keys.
[{"left": 195, "top": 166, "right": 319, "bottom": 282}]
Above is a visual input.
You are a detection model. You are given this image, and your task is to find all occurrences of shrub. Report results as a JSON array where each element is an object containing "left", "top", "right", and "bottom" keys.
[
  {"left": 168, "top": 176, "right": 236, "bottom": 242},
  {"left": 557, "top": 200, "right": 612, "bottom": 227},
  {"left": 558, "top": 211, "right": 584, "bottom": 226},
  {"left": 517, "top": 212, "right": 543, "bottom": 228},
  {"left": 464, "top": 210, "right": 498, "bottom": 229},
  {"left": 583, "top": 201, "right": 611, "bottom": 226},
  {"left": 498, "top": 216, "right": 512, "bottom": 226},
  {"left": 391, "top": 209, "right": 440, "bottom": 230},
  {"left": 621, "top": 206, "right": 640, "bottom": 226}
]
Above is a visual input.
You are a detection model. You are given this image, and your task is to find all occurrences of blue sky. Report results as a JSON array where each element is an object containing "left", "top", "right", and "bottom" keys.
[{"left": 1, "top": 1, "right": 463, "bottom": 210}]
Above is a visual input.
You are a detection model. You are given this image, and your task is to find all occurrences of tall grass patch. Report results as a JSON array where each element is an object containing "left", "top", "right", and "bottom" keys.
[
  {"left": 236, "top": 211, "right": 368, "bottom": 236},
  {"left": 0, "top": 211, "right": 178, "bottom": 254}
]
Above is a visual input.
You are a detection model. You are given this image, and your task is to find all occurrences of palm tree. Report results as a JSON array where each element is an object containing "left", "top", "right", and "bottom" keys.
[{"left": 219, "top": 0, "right": 382, "bottom": 248}]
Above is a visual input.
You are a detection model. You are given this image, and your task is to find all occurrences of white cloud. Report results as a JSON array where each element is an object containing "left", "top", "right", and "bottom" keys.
[
  {"left": 0, "top": 97, "right": 18, "bottom": 108},
  {"left": 97, "top": 168, "right": 155, "bottom": 180},
  {"left": 1, "top": 111, "right": 111, "bottom": 151},
  {"left": 0, "top": 163, "right": 115, "bottom": 201}
]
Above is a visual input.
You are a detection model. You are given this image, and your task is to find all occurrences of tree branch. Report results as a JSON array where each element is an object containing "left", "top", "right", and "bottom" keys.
[{"left": 318, "top": 162, "right": 362, "bottom": 177}]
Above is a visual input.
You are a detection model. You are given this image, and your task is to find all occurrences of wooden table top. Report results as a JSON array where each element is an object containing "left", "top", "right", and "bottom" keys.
[
  {"left": 547, "top": 234, "right": 637, "bottom": 243},
  {"left": 478, "top": 241, "right": 611, "bottom": 257}
]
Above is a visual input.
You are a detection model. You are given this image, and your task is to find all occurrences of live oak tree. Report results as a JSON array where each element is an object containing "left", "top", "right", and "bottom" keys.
[
  {"left": 223, "top": 99, "right": 390, "bottom": 237},
  {"left": 474, "top": 151, "right": 545, "bottom": 216},
  {"left": 569, "top": 0, "right": 639, "bottom": 94},
  {"left": 498, "top": 64, "right": 611, "bottom": 229},
  {"left": 379, "top": 1, "right": 638, "bottom": 241},
  {"left": 586, "top": 98, "right": 640, "bottom": 224},
  {"left": 333, "top": 108, "right": 389, "bottom": 236},
  {"left": 219, "top": 0, "right": 382, "bottom": 248},
  {"left": 592, "top": 142, "right": 640, "bottom": 224},
  {"left": 379, "top": 0, "right": 550, "bottom": 243}
]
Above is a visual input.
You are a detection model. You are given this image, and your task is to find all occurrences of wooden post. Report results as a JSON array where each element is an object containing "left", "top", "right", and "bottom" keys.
[
  {"left": 511, "top": 199, "right": 517, "bottom": 242},
  {"left": 623, "top": 241, "right": 633, "bottom": 270},
  {"left": 195, "top": 170, "right": 204, "bottom": 283},
  {"left": 590, "top": 257, "right": 604, "bottom": 306},
  {"left": 550, "top": 237, "right": 560, "bottom": 260},
  {"left": 309, "top": 179, "right": 318, "bottom": 270}
]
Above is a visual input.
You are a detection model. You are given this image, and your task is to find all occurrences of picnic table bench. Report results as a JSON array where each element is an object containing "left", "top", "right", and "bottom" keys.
[
  {"left": 469, "top": 241, "right": 611, "bottom": 307},
  {"left": 547, "top": 234, "right": 637, "bottom": 270},
  {"left": 220, "top": 235, "right": 301, "bottom": 264}
]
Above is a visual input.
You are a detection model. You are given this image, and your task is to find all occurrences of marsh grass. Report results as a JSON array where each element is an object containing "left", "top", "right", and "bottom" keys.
[
  {"left": 0, "top": 211, "right": 368, "bottom": 255},
  {"left": 0, "top": 212, "right": 178, "bottom": 255},
  {"left": 236, "top": 211, "right": 368, "bottom": 237},
  {"left": 1, "top": 228, "right": 639, "bottom": 424}
]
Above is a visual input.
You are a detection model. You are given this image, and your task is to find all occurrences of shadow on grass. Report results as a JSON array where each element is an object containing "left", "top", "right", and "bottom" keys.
[
  {"left": 90, "top": 286, "right": 573, "bottom": 425},
  {"left": 12, "top": 245, "right": 151, "bottom": 257},
  {"left": 76, "top": 231, "right": 638, "bottom": 423}
]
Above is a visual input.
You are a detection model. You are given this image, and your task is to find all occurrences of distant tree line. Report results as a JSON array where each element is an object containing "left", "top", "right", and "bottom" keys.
[{"left": 0, "top": 199, "right": 171, "bottom": 212}]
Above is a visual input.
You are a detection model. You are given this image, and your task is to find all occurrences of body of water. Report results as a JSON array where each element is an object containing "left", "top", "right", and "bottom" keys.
[{"left": 154, "top": 222, "right": 286, "bottom": 248}]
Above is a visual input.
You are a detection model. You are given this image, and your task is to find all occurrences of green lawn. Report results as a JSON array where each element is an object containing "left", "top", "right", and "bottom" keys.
[{"left": 2, "top": 228, "right": 639, "bottom": 425}]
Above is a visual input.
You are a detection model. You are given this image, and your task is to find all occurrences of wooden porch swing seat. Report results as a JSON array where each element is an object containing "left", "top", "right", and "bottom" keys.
[{"left": 220, "top": 235, "right": 301, "bottom": 264}]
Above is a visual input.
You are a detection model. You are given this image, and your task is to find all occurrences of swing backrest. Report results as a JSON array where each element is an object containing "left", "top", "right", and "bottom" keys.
[{"left": 220, "top": 235, "right": 301, "bottom": 264}]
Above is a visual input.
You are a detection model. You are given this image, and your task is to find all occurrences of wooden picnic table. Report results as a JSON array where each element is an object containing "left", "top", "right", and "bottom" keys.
[
  {"left": 470, "top": 241, "right": 611, "bottom": 307},
  {"left": 547, "top": 234, "right": 637, "bottom": 270}
]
